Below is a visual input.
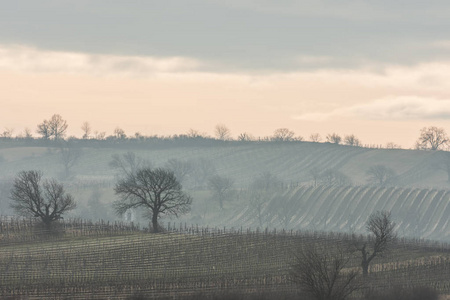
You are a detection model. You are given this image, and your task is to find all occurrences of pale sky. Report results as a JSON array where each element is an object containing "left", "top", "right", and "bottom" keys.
[{"left": 1, "top": 1, "right": 450, "bottom": 147}]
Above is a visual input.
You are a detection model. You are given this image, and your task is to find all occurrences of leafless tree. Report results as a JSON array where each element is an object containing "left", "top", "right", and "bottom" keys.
[
  {"left": 385, "top": 142, "right": 401, "bottom": 149},
  {"left": 415, "top": 126, "right": 449, "bottom": 150},
  {"left": 164, "top": 158, "right": 194, "bottom": 184},
  {"left": 48, "top": 114, "right": 68, "bottom": 140},
  {"left": 366, "top": 165, "right": 396, "bottom": 186},
  {"left": 272, "top": 128, "right": 295, "bottom": 142},
  {"left": 114, "top": 168, "right": 192, "bottom": 233},
  {"left": 36, "top": 120, "right": 51, "bottom": 139},
  {"left": 186, "top": 128, "right": 207, "bottom": 138},
  {"left": 94, "top": 131, "right": 106, "bottom": 140},
  {"left": 208, "top": 175, "right": 234, "bottom": 210},
  {"left": 1, "top": 127, "right": 14, "bottom": 138},
  {"left": 353, "top": 211, "right": 396, "bottom": 276},
  {"left": 81, "top": 122, "right": 91, "bottom": 139},
  {"left": 238, "top": 132, "right": 254, "bottom": 141},
  {"left": 9, "top": 170, "right": 76, "bottom": 230},
  {"left": 291, "top": 243, "right": 360, "bottom": 300},
  {"left": 320, "top": 169, "right": 351, "bottom": 186},
  {"left": 310, "top": 133, "right": 322, "bottom": 143},
  {"left": 59, "top": 143, "right": 82, "bottom": 179},
  {"left": 326, "top": 133, "right": 342, "bottom": 144},
  {"left": 22, "top": 127, "right": 33, "bottom": 139},
  {"left": 109, "top": 152, "right": 151, "bottom": 178},
  {"left": 214, "top": 124, "right": 232, "bottom": 141},
  {"left": 113, "top": 127, "right": 127, "bottom": 140},
  {"left": 344, "top": 134, "right": 362, "bottom": 147}
]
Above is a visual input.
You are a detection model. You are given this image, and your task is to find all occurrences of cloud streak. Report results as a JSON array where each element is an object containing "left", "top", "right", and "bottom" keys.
[
  {"left": 0, "top": 45, "right": 201, "bottom": 76},
  {"left": 294, "top": 97, "right": 450, "bottom": 121}
]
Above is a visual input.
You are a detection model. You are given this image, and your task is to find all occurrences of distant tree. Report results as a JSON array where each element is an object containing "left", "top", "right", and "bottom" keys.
[
  {"left": 186, "top": 128, "right": 207, "bottom": 138},
  {"left": 344, "top": 134, "right": 362, "bottom": 147},
  {"left": 326, "top": 133, "right": 342, "bottom": 144},
  {"left": 164, "top": 158, "right": 194, "bottom": 184},
  {"left": 23, "top": 127, "right": 33, "bottom": 139},
  {"left": 352, "top": 211, "right": 396, "bottom": 276},
  {"left": 320, "top": 169, "right": 351, "bottom": 186},
  {"left": 251, "top": 171, "right": 283, "bottom": 190},
  {"left": 109, "top": 152, "right": 151, "bottom": 178},
  {"left": 310, "top": 133, "right": 322, "bottom": 143},
  {"left": 48, "top": 114, "right": 68, "bottom": 140},
  {"left": 1, "top": 127, "right": 14, "bottom": 138},
  {"left": 36, "top": 120, "right": 51, "bottom": 139},
  {"left": 113, "top": 127, "right": 127, "bottom": 140},
  {"left": 10, "top": 170, "right": 76, "bottom": 230},
  {"left": 272, "top": 128, "right": 295, "bottom": 142},
  {"left": 208, "top": 175, "right": 234, "bottom": 210},
  {"left": 214, "top": 124, "right": 231, "bottom": 141},
  {"left": 94, "top": 131, "right": 106, "bottom": 140},
  {"left": 385, "top": 142, "right": 401, "bottom": 149},
  {"left": 415, "top": 126, "right": 449, "bottom": 150},
  {"left": 238, "top": 132, "right": 254, "bottom": 141},
  {"left": 191, "top": 158, "right": 217, "bottom": 188},
  {"left": 81, "top": 122, "right": 91, "bottom": 139},
  {"left": 59, "top": 143, "right": 82, "bottom": 179},
  {"left": 114, "top": 168, "right": 192, "bottom": 233},
  {"left": 366, "top": 165, "right": 396, "bottom": 186},
  {"left": 291, "top": 243, "right": 360, "bottom": 300}
]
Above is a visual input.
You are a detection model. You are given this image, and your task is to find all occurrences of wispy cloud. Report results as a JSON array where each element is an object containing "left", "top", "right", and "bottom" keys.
[
  {"left": 294, "top": 96, "right": 450, "bottom": 121},
  {"left": 0, "top": 45, "right": 202, "bottom": 76}
]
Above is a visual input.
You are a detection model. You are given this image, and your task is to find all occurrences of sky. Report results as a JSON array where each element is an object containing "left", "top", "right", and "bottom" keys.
[{"left": 1, "top": 1, "right": 450, "bottom": 147}]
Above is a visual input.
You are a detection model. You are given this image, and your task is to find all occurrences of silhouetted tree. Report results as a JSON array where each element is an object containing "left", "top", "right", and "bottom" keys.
[
  {"left": 114, "top": 168, "right": 192, "bottom": 233},
  {"left": 291, "top": 243, "right": 359, "bottom": 300},
  {"left": 415, "top": 126, "right": 449, "bottom": 150},
  {"left": 326, "top": 133, "right": 342, "bottom": 144},
  {"left": 344, "top": 134, "right": 362, "bottom": 147},
  {"left": 59, "top": 143, "right": 82, "bottom": 179},
  {"left": 36, "top": 120, "right": 51, "bottom": 140},
  {"left": 165, "top": 158, "right": 193, "bottom": 184},
  {"left": 10, "top": 170, "right": 76, "bottom": 230},
  {"left": 214, "top": 124, "right": 231, "bottom": 140},
  {"left": 310, "top": 133, "right": 322, "bottom": 142},
  {"left": 238, "top": 132, "right": 254, "bottom": 141},
  {"left": 272, "top": 128, "right": 295, "bottom": 141},
  {"left": 353, "top": 211, "right": 396, "bottom": 276},
  {"left": 37, "top": 114, "right": 68, "bottom": 140},
  {"left": 366, "top": 165, "right": 396, "bottom": 186},
  {"left": 113, "top": 127, "right": 127, "bottom": 140},
  {"left": 81, "top": 122, "right": 91, "bottom": 139}
]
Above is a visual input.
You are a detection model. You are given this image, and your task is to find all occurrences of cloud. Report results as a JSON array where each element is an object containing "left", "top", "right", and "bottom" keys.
[
  {"left": 294, "top": 96, "right": 450, "bottom": 121},
  {"left": 0, "top": 45, "right": 202, "bottom": 76}
]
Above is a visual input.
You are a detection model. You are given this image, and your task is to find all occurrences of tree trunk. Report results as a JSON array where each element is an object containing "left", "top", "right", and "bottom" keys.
[
  {"left": 152, "top": 211, "right": 159, "bottom": 233},
  {"left": 362, "top": 260, "right": 369, "bottom": 277}
]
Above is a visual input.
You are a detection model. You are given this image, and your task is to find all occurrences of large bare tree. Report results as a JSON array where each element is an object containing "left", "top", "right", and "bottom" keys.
[
  {"left": 214, "top": 124, "right": 231, "bottom": 141},
  {"left": 272, "top": 128, "right": 295, "bottom": 142},
  {"left": 366, "top": 165, "right": 396, "bottom": 186},
  {"left": 291, "top": 243, "right": 359, "bottom": 300},
  {"left": 36, "top": 114, "right": 68, "bottom": 140},
  {"left": 415, "top": 126, "right": 449, "bottom": 150},
  {"left": 114, "top": 168, "right": 192, "bottom": 232},
  {"left": 10, "top": 170, "right": 76, "bottom": 229},
  {"left": 353, "top": 211, "right": 396, "bottom": 276}
]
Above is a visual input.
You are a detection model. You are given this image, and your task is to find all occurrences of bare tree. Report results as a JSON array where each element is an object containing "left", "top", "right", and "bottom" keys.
[
  {"left": 48, "top": 114, "right": 68, "bottom": 140},
  {"left": 1, "top": 127, "right": 14, "bottom": 138},
  {"left": 326, "top": 133, "right": 342, "bottom": 144},
  {"left": 81, "top": 122, "right": 92, "bottom": 139},
  {"left": 238, "top": 132, "right": 254, "bottom": 141},
  {"left": 272, "top": 128, "right": 295, "bottom": 142},
  {"left": 366, "top": 165, "right": 396, "bottom": 186},
  {"left": 186, "top": 128, "right": 207, "bottom": 138},
  {"left": 36, "top": 120, "right": 51, "bottom": 139},
  {"left": 94, "top": 131, "right": 106, "bottom": 140},
  {"left": 208, "top": 175, "right": 234, "bottom": 210},
  {"left": 415, "top": 126, "right": 449, "bottom": 150},
  {"left": 114, "top": 168, "right": 192, "bottom": 233},
  {"left": 353, "top": 211, "right": 396, "bottom": 276},
  {"left": 113, "top": 127, "right": 127, "bottom": 140},
  {"left": 109, "top": 152, "right": 151, "bottom": 178},
  {"left": 310, "top": 133, "right": 322, "bottom": 143},
  {"left": 291, "top": 243, "right": 360, "bottom": 300},
  {"left": 59, "top": 143, "right": 82, "bottom": 179},
  {"left": 344, "top": 134, "right": 362, "bottom": 147},
  {"left": 320, "top": 169, "right": 352, "bottom": 186},
  {"left": 214, "top": 124, "right": 231, "bottom": 141},
  {"left": 385, "top": 142, "right": 401, "bottom": 149},
  {"left": 23, "top": 127, "right": 33, "bottom": 139},
  {"left": 10, "top": 170, "right": 76, "bottom": 230},
  {"left": 164, "top": 158, "right": 194, "bottom": 184}
]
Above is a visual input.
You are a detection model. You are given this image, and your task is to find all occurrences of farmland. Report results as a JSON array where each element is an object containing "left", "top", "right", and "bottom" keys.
[{"left": 0, "top": 218, "right": 449, "bottom": 299}]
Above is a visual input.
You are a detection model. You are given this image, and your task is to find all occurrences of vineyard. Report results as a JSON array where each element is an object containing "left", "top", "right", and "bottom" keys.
[
  {"left": 0, "top": 218, "right": 449, "bottom": 299},
  {"left": 228, "top": 185, "right": 450, "bottom": 241}
]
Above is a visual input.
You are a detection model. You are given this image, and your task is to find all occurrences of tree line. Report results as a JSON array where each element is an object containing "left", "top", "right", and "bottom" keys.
[{"left": 2, "top": 114, "right": 450, "bottom": 150}]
